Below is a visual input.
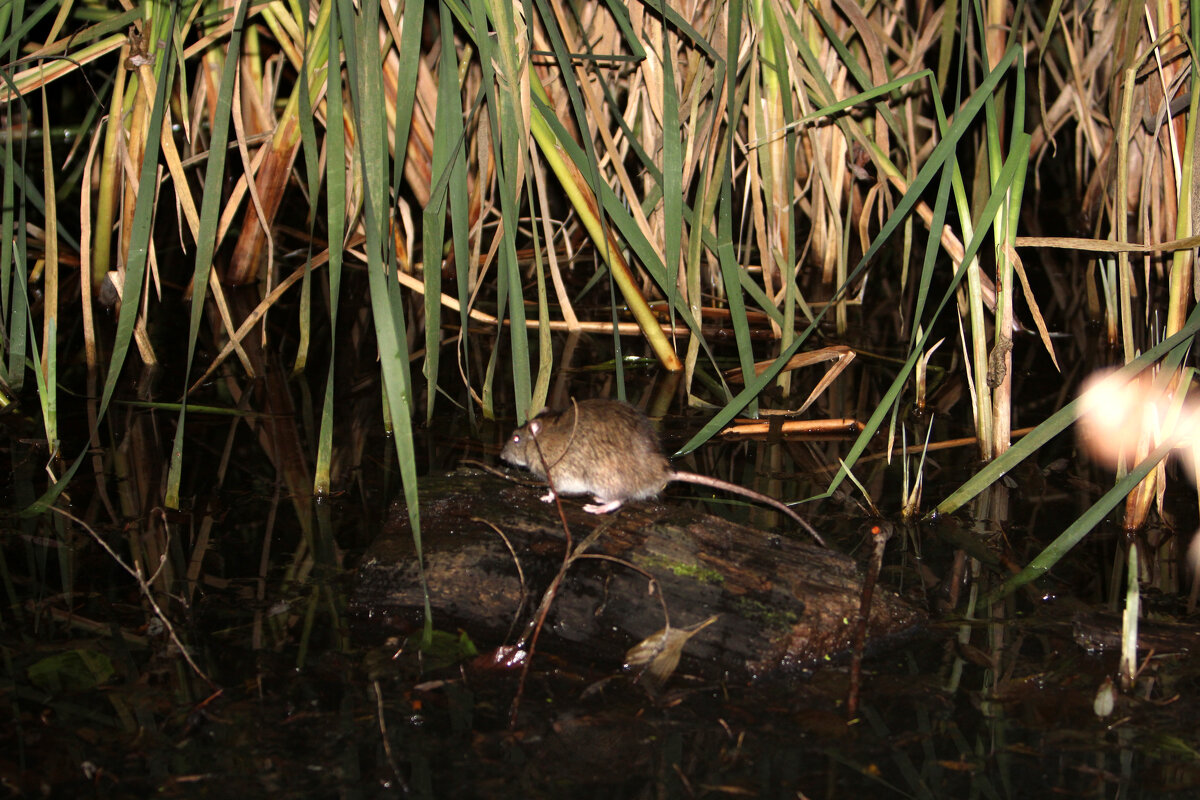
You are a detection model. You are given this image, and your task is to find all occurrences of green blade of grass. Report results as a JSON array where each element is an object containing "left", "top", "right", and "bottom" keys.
[
  {"left": 0, "top": 35, "right": 27, "bottom": 387},
  {"left": 38, "top": 85, "right": 56, "bottom": 453},
  {"left": 315, "top": 0, "right": 345, "bottom": 497},
  {"left": 341, "top": 0, "right": 429, "bottom": 643},
  {"left": 470, "top": 0, "right": 532, "bottom": 416},
  {"left": 713, "top": 0, "right": 754, "bottom": 404},
  {"left": 658, "top": 0, "right": 682, "bottom": 337},
  {"left": 447, "top": 52, "right": 474, "bottom": 427},
  {"left": 165, "top": 0, "right": 249, "bottom": 510},
  {"left": 985, "top": 435, "right": 1175, "bottom": 603},
  {"left": 291, "top": 0, "right": 327, "bottom": 379},
  {"left": 98, "top": 4, "right": 179, "bottom": 421},
  {"left": 420, "top": 1, "right": 461, "bottom": 422}
]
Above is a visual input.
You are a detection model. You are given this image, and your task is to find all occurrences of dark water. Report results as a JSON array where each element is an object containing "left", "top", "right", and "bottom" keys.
[{"left": 3, "top": 322, "right": 1200, "bottom": 799}]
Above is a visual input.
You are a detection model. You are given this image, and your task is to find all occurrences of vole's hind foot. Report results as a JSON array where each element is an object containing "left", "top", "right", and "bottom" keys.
[
  {"left": 583, "top": 499, "right": 623, "bottom": 514},
  {"left": 539, "top": 490, "right": 557, "bottom": 503}
]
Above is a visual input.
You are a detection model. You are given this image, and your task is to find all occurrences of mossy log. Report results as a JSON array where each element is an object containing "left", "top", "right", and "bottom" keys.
[{"left": 351, "top": 468, "right": 925, "bottom": 677}]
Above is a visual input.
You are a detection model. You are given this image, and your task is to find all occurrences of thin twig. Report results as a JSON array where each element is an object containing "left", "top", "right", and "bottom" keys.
[
  {"left": 847, "top": 521, "right": 892, "bottom": 718},
  {"left": 50, "top": 506, "right": 215, "bottom": 687}
]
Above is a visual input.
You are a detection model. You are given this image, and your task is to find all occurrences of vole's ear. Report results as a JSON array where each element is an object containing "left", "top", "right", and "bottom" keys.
[{"left": 528, "top": 419, "right": 543, "bottom": 436}]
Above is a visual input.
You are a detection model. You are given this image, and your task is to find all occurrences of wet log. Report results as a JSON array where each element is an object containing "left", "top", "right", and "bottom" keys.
[
  {"left": 351, "top": 468, "right": 925, "bottom": 677},
  {"left": 1073, "top": 611, "right": 1197, "bottom": 655}
]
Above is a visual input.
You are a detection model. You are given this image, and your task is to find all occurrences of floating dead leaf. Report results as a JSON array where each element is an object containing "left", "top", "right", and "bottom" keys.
[{"left": 624, "top": 615, "right": 717, "bottom": 689}]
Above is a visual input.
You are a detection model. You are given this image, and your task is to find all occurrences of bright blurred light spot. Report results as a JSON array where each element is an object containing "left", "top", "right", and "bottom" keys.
[{"left": 1077, "top": 370, "right": 1156, "bottom": 467}]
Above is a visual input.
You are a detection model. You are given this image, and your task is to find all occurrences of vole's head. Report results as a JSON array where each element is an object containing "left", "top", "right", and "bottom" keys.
[{"left": 500, "top": 418, "right": 543, "bottom": 468}]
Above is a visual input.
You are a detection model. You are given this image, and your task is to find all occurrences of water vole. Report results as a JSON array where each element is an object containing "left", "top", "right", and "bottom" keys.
[{"left": 501, "top": 399, "right": 825, "bottom": 546}]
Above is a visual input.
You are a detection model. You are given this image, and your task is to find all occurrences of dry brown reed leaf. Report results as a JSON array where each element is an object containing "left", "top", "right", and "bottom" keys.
[
  {"left": 231, "top": 70, "right": 277, "bottom": 299},
  {"left": 130, "top": 62, "right": 202, "bottom": 240},
  {"left": 719, "top": 418, "right": 863, "bottom": 440},
  {"left": 723, "top": 344, "right": 855, "bottom": 384},
  {"left": 530, "top": 153, "right": 580, "bottom": 329},
  {"left": 226, "top": 103, "right": 294, "bottom": 283}
]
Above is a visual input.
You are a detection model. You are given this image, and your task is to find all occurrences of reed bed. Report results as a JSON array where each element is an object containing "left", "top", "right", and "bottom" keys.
[{"left": 1, "top": 0, "right": 1197, "bottom": 672}]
